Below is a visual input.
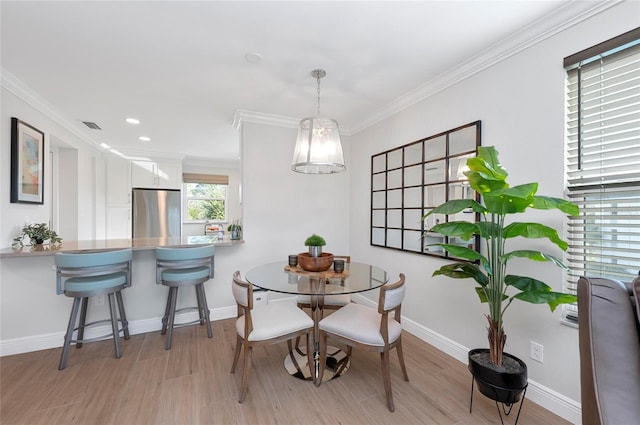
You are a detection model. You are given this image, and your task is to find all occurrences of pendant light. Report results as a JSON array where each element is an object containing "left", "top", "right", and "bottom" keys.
[{"left": 291, "top": 69, "right": 346, "bottom": 174}]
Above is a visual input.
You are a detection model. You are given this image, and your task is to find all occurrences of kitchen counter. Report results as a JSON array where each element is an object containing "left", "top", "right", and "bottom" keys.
[
  {"left": 1, "top": 235, "right": 245, "bottom": 355},
  {"left": 0, "top": 236, "right": 243, "bottom": 258}
]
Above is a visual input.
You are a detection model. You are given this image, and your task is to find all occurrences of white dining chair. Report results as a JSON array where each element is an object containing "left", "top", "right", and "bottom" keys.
[
  {"left": 230, "top": 271, "right": 314, "bottom": 403},
  {"left": 316, "top": 273, "right": 409, "bottom": 412}
]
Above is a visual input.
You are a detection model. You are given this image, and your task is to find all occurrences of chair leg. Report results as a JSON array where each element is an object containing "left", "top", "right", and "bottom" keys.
[
  {"left": 115, "top": 290, "right": 130, "bottom": 339},
  {"left": 161, "top": 287, "right": 173, "bottom": 335},
  {"left": 396, "top": 338, "right": 409, "bottom": 381},
  {"left": 238, "top": 344, "right": 252, "bottom": 403},
  {"left": 197, "top": 283, "right": 213, "bottom": 338},
  {"left": 59, "top": 297, "right": 82, "bottom": 370},
  {"left": 380, "top": 348, "right": 394, "bottom": 412},
  {"left": 76, "top": 297, "right": 89, "bottom": 349},
  {"left": 108, "top": 292, "right": 122, "bottom": 359},
  {"left": 230, "top": 335, "right": 242, "bottom": 374},
  {"left": 165, "top": 287, "right": 178, "bottom": 350}
]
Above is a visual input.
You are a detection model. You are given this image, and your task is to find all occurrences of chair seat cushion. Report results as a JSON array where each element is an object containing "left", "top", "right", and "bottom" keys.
[
  {"left": 297, "top": 293, "right": 351, "bottom": 306},
  {"left": 236, "top": 302, "right": 313, "bottom": 341},
  {"left": 319, "top": 303, "right": 402, "bottom": 346},
  {"left": 65, "top": 271, "right": 127, "bottom": 293},
  {"left": 161, "top": 266, "right": 210, "bottom": 283}
]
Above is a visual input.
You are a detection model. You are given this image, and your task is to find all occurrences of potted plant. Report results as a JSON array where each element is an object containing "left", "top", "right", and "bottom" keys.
[
  {"left": 299, "top": 234, "right": 333, "bottom": 272},
  {"left": 304, "top": 234, "right": 326, "bottom": 257},
  {"left": 227, "top": 220, "right": 242, "bottom": 240},
  {"left": 422, "top": 146, "right": 578, "bottom": 406},
  {"left": 12, "top": 223, "right": 62, "bottom": 248}
]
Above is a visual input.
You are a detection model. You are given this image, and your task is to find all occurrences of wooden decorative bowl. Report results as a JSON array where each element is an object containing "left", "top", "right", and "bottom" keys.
[{"left": 297, "top": 252, "right": 334, "bottom": 272}]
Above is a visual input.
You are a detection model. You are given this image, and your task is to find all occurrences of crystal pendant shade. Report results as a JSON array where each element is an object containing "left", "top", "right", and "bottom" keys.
[{"left": 292, "top": 117, "right": 345, "bottom": 174}]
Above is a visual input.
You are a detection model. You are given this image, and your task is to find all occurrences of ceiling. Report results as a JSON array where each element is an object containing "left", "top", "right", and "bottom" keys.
[{"left": 1, "top": 1, "right": 599, "bottom": 167}]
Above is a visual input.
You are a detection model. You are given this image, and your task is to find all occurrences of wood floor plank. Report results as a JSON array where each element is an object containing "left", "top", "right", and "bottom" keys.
[{"left": 0, "top": 318, "right": 572, "bottom": 425}]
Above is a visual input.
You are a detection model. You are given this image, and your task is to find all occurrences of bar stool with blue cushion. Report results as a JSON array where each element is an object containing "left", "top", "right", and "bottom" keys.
[
  {"left": 156, "top": 244, "right": 215, "bottom": 350},
  {"left": 55, "top": 248, "right": 133, "bottom": 370}
]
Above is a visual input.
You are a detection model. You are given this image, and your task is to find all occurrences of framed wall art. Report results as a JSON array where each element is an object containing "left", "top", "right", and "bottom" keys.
[
  {"left": 370, "top": 121, "right": 481, "bottom": 260},
  {"left": 11, "top": 117, "right": 45, "bottom": 204}
]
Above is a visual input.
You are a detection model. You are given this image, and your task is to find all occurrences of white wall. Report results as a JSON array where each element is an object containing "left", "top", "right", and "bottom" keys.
[
  {"left": 237, "top": 121, "right": 350, "bottom": 268},
  {"left": 0, "top": 84, "right": 104, "bottom": 247},
  {"left": 348, "top": 1, "right": 638, "bottom": 419}
]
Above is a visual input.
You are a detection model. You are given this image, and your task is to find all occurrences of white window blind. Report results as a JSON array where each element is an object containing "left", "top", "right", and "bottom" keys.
[{"left": 564, "top": 28, "right": 640, "bottom": 323}]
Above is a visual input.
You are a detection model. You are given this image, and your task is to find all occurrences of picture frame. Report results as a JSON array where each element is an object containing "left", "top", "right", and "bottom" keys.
[{"left": 11, "top": 117, "right": 45, "bottom": 204}]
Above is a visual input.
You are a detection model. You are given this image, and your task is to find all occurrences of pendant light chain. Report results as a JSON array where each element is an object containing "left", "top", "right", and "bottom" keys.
[{"left": 316, "top": 73, "right": 321, "bottom": 117}]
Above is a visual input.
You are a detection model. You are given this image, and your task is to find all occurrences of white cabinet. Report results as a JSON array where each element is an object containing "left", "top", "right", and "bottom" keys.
[
  {"left": 131, "top": 160, "right": 182, "bottom": 189},
  {"left": 106, "top": 155, "right": 131, "bottom": 206},
  {"left": 106, "top": 206, "right": 131, "bottom": 239}
]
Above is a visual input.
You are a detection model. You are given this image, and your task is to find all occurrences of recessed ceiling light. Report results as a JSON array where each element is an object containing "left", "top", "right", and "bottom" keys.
[
  {"left": 126, "top": 118, "right": 140, "bottom": 124},
  {"left": 139, "top": 136, "right": 150, "bottom": 141},
  {"left": 245, "top": 52, "right": 263, "bottom": 63}
]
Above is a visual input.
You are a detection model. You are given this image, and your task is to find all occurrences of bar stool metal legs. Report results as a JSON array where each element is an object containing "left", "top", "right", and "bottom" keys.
[
  {"left": 58, "top": 288, "right": 130, "bottom": 370},
  {"left": 160, "top": 283, "right": 213, "bottom": 350}
]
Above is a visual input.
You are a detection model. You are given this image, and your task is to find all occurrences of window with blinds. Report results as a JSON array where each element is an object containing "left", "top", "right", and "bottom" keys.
[
  {"left": 182, "top": 173, "right": 229, "bottom": 222},
  {"left": 563, "top": 28, "right": 640, "bottom": 323}
]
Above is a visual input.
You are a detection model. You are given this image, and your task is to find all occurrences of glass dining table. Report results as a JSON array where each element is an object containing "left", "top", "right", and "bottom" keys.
[{"left": 245, "top": 261, "right": 389, "bottom": 382}]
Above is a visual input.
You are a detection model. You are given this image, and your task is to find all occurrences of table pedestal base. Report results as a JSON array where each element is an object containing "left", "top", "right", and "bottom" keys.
[{"left": 284, "top": 345, "right": 350, "bottom": 382}]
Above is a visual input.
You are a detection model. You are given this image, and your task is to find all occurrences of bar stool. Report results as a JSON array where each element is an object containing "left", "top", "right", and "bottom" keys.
[
  {"left": 55, "top": 248, "right": 132, "bottom": 370},
  {"left": 155, "top": 244, "right": 215, "bottom": 350}
]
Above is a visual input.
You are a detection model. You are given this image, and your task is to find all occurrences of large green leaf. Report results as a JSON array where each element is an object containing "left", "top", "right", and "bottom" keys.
[
  {"left": 428, "top": 222, "right": 480, "bottom": 240},
  {"left": 466, "top": 147, "right": 509, "bottom": 194},
  {"left": 502, "top": 250, "right": 568, "bottom": 269},
  {"left": 504, "top": 275, "right": 552, "bottom": 292},
  {"left": 475, "top": 221, "right": 500, "bottom": 239},
  {"left": 513, "top": 291, "right": 578, "bottom": 312},
  {"left": 532, "top": 196, "right": 579, "bottom": 216},
  {"left": 483, "top": 183, "right": 537, "bottom": 214},
  {"left": 433, "top": 262, "right": 488, "bottom": 286},
  {"left": 422, "top": 199, "right": 485, "bottom": 218},
  {"left": 431, "top": 244, "right": 487, "bottom": 263},
  {"left": 503, "top": 222, "right": 568, "bottom": 251}
]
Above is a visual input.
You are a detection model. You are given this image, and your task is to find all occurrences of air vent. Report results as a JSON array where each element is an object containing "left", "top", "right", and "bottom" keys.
[{"left": 82, "top": 121, "right": 102, "bottom": 130}]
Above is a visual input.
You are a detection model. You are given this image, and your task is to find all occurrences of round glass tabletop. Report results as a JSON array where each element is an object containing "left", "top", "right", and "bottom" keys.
[{"left": 245, "top": 261, "right": 390, "bottom": 296}]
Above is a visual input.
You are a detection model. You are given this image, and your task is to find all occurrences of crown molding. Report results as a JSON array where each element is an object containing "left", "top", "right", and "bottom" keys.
[
  {"left": 233, "top": 109, "right": 352, "bottom": 136},
  {"left": 233, "top": 109, "right": 299, "bottom": 130},
  {"left": 350, "top": 0, "right": 620, "bottom": 134},
  {"left": 1, "top": 67, "right": 103, "bottom": 153}
]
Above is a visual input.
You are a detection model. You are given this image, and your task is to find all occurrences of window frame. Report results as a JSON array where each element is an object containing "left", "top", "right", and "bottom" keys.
[
  {"left": 182, "top": 174, "right": 229, "bottom": 224},
  {"left": 563, "top": 28, "right": 640, "bottom": 324}
]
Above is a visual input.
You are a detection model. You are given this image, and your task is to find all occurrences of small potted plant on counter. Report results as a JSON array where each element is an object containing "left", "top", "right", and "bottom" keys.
[
  {"left": 227, "top": 220, "right": 242, "bottom": 240},
  {"left": 12, "top": 223, "right": 62, "bottom": 249}
]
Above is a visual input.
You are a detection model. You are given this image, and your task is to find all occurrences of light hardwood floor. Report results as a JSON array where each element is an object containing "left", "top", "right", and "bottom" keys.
[{"left": 1, "top": 318, "right": 570, "bottom": 425}]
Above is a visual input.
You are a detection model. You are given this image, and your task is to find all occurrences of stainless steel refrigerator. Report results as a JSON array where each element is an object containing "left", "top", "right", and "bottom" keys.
[{"left": 132, "top": 188, "right": 181, "bottom": 238}]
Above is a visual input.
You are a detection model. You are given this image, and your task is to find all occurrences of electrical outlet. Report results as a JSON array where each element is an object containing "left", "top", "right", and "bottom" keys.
[{"left": 530, "top": 341, "right": 544, "bottom": 363}]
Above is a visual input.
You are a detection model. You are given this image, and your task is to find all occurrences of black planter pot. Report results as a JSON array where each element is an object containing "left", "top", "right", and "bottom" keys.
[{"left": 468, "top": 348, "right": 528, "bottom": 404}]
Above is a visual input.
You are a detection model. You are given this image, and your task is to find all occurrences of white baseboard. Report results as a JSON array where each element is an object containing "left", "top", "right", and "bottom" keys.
[
  {"left": 351, "top": 294, "right": 581, "bottom": 424},
  {"left": 0, "top": 306, "right": 237, "bottom": 357}
]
